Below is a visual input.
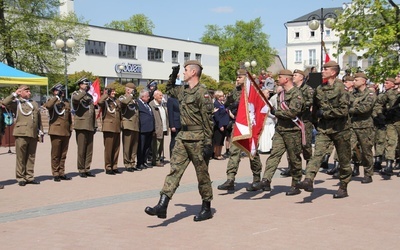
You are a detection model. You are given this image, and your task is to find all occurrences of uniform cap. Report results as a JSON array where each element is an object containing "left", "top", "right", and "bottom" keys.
[
  {"left": 293, "top": 69, "right": 306, "bottom": 77},
  {"left": 386, "top": 77, "right": 396, "bottom": 83},
  {"left": 354, "top": 72, "right": 368, "bottom": 80},
  {"left": 237, "top": 69, "right": 247, "bottom": 75},
  {"left": 343, "top": 76, "right": 355, "bottom": 82},
  {"left": 184, "top": 60, "right": 203, "bottom": 70},
  {"left": 75, "top": 77, "right": 91, "bottom": 85},
  {"left": 323, "top": 60, "right": 339, "bottom": 68},
  {"left": 19, "top": 84, "right": 30, "bottom": 90},
  {"left": 278, "top": 69, "right": 293, "bottom": 76},
  {"left": 125, "top": 82, "right": 136, "bottom": 89},
  {"left": 50, "top": 83, "right": 64, "bottom": 91}
]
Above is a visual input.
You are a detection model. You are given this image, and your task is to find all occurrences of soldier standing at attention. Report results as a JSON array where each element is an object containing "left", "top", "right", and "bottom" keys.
[
  {"left": 297, "top": 61, "right": 352, "bottom": 198},
  {"left": 217, "top": 69, "right": 263, "bottom": 191},
  {"left": 3, "top": 85, "right": 43, "bottom": 186},
  {"left": 119, "top": 83, "right": 140, "bottom": 172},
  {"left": 98, "top": 84, "right": 122, "bottom": 175},
  {"left": 43, "top": 83, "right": 73, "bottom": 182},
  {"left": 253, "top": 70, "right": 304, "bottom": 195},
  {"left": 71, "top": 77, "right": 97, "bottom": 178},
  {"left": 145, "top": 60, "right": 214, "bottom": 222},
  {"left": 349, "top": 72, "right": 376, "bottom": 183}
]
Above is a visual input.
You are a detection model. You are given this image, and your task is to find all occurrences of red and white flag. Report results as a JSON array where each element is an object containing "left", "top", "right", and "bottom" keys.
[
  {"left": 88, "top": 78, "right": 101, "bottom": 105},
  {"left": 232, "top": 72, "right": 269, "bottom": 158}
]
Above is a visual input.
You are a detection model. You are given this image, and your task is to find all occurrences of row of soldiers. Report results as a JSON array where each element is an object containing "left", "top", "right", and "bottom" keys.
[{"left": 218, "top": 60, "right": 400, "bottom": 199}]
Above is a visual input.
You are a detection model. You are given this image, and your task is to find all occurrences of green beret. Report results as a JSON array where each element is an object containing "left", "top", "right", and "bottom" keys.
[
  {"left": 344, "top": 76, "right": 355, "bottom": 82},
  {"left": 278, "top": 69, "right": 293, "bottom": 76},
  {"left": 184, "top": 60, "right": 203, "bottom": 70},
  {"left": 323, "top": 61, "right": 339, "bottom": 68},
  {"left": 386, "top": 78, "right": 395, "bottom": 83},
  {"left": 354, "top": 72, "right": 368, "bottom": 80},
  {"left": 125, "top": 82, "right": 136, "bottom": 89},
  {"left": 293, "top": 69, "right": 306, "bottom": 77}
]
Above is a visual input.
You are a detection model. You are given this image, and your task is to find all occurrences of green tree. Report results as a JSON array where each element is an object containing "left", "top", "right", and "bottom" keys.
[
  {"left": 333, "top": 0, "right": 400, "bottom": 81},
  {"left": 0, "top": 0, "right": 89, "bottom": 76},
  {"left": 201, "top": 18, "right": 275, "bottom": 81},
  {"left": 104, "top": 14, "right": 154, "bottom": 34}
]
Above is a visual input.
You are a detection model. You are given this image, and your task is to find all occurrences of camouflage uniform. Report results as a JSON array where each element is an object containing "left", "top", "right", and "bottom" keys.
[
  {"left": 305, "top": 79, "right": 352, "bottom": 185},
  {"left": 381, "top": 88, "right": 400, "bottom": 161},
  {"left": 262, "top": 86, "right": 304, "bottom": 187},
  {"left": 349, "top": 88, "right": 376, "bottom": 178},
  {"left": 161, "top": 81, "right": 214, "bottom": 201},
  {"left": 298, "top": 82, "right": 315, "bottom": 161},
  {"left": 373, "top": 93, "right": 387, "bottom": 158}
]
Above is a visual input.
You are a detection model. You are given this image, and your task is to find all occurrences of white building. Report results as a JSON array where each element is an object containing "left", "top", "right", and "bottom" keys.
[
  {"left": 285, "top": 6, "right": 370, "bottom": 76},
  {"left": 59, "top": 1, "right": 219, "bottom": 87}
]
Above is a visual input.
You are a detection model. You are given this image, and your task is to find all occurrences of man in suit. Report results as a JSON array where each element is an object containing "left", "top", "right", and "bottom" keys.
[
  {"left": 137, "top": 88, "right": 155, "bottom": 170},
  {"left": 119, "top": 82, "right": 141, "bottom": 172},
  {"left": 167, "top": 95, "right": 181, "bottom": 158},
  {"left": 149, "top": 90, "right": 168, "bottom": 166},
  {"left": 43, "top": 83, "right": 73, "bottom": 182},
  {"left": 71, "top": 77, "right": 97, "bottom": 178},
  {"left": 3, "top": 85, "right": 43, "bottom": 186},
  {"left": 98, "top": 83, "right": 122, "bottom": 175}
]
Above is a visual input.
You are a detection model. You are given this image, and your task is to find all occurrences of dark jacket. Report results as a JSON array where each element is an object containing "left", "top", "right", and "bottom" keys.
[
  {"left": 167, "top": 97, "right": 181, "bottom": 130},
  {"left": 137, "top": 99, "right": 155, "bottom": 133},
  {"left": 213, "top": 100, "right": 229, "bottom": 129}
]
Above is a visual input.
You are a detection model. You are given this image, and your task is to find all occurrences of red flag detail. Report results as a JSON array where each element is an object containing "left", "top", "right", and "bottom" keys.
[
  {"left": 88, "top": 78, "right": 101, "bottom": 105},
  {"left": 232, "top": 72, "right": 268, "bottom": 158}
]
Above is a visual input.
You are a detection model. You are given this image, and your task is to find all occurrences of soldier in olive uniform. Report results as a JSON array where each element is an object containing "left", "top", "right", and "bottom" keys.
[
  {"left": 145, "top": 60, "right": 214, "bottom": 222},
  {"left": 217, "top": 69, "right": 263, "bottom": 191},
  {"left": 379, "top": 76, "right": 400, "bottom": 176},
  {"left": 119, "top": 82, "right": 140, "bottom": 172},
  {"left": 98, "top": 84, "right": 122, "bottom": 175},
  {"left": 297, "top": 61, "right": 352, "bottom": 198},
  {"left": 3, "top": 85, "right": 43, "bottom": 186},
  {"left": 43, "top": 83, "right": 73, "bottom": 182},
  {"left": 253, "top": 69, "right": 304, "bottom": 195},
  {"left": 71, "top": 77, "right": 97, "bottom": 178},
  {"left": 349, "top": 73, "right": 376, "bottom": 183}
]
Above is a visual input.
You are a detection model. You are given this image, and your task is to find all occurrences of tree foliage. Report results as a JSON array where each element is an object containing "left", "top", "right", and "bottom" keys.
[
  {"left": 333, "top": 0, "right": 400, "bottom": 81},
  {"left": 201, "top": 18, "right": 276, "bottom": 82},
  {"left": 104, "top": 14, "right": 154, "bottom": 34}
]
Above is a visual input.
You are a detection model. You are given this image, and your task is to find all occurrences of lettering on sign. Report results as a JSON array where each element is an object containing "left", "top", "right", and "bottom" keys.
[{"left": 115, "top": 63, "right": 142, "bottom": 74}]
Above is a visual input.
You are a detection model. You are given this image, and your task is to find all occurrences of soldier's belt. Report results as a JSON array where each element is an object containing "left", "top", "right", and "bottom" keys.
[{"left": 181, "top": 125, "right": 203, "bottom": 131}]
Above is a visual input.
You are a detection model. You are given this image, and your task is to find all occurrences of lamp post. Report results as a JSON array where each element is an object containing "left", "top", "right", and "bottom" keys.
[
  {"left": 55, "top": 37, "right": 75, "bottom": 98},
  {"left": 244, "top": 60, "right": 257, "bottom": 72},
  {"left": 307, "top": 8, "right": 336, "bottom": 70},
  {"left": 118, "top": 64, "right": 124, "bottom": 84}
]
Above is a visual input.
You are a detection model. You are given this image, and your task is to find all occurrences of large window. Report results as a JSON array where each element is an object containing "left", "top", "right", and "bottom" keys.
[
  {"left": 308, "top": 49, "right": 316, "bottom": 65},
  {"left": 184, "top": 52, "right": 191, "bottom": 62},
  {"left": 295, "top": 50, "right": 302, "bottom": 63},
  {"left": 119, "top": 44, "right": 136, "bottom": 59},
  {"left": 148, "top": 48, "right": 163, "bottom": 61},
  {"left": 85, "top": 40, "right": 106, "bottom": 55},
  {"left": 172, "top": 51, "right": 179, "bottom": 63}
]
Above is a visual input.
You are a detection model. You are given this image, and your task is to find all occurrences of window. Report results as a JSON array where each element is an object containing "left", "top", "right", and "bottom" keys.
[
  {"left": 195, "top": 53, "right": 202, "bottom": 62},
  {"left": 348, "top": 55, "right": 358, "bottom": 67},
  {"left": 325, "top": 29, "right": 331, "bottom": 37},
  {"left": 148, "top": 48, "right": 163, "bottom": 61},
  {"left": 119, "top": 44, "right": 136, "bottom": 59},
  {"left": 367, "top": 57, "right": 374, "bottom": 66},
  {"left": 184, "top": 52, "right": 191, "bottom": 62},
  {"left": 172, "top": 51, "right": 179, "bottom": 63},
  {"left": 295, "top": 32, "right": 300, "bottom": 39},
  {"left": 310, "top": 31, "right": 315, "bottom": 37},
  {"left": 309, "top": 49, "right": 316, "bottom": 65},
  {"left": 85, "top": 40, "right": 106, "bottom": 55},
  {"left": 295, "top": 50, "right": 302, "bottom": 63}
]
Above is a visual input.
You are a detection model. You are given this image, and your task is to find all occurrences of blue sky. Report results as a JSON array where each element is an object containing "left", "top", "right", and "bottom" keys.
[{"left": 74, "top": 0, "right": 347, "bottom": 66}]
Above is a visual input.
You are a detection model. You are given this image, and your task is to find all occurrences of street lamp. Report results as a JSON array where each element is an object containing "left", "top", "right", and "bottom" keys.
[
  {"left": 118, "top": 64, "right": 124, "bottom": 84},
  {"left": 55, "top": 37, "right": 75, "bottom": 98},
  {"left": 307, "top": 8, "right": 337, "bottom": 70},
  {"left": 244, "top": 60, "right": 257, "bottom": 72}
]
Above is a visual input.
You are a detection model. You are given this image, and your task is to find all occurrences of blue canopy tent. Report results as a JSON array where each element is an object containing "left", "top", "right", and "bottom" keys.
[{"left": 0, "top": 62, "right": 48, "bottom": 86}]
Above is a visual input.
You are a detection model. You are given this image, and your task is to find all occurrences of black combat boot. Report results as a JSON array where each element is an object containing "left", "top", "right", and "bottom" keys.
[
  {"left": 352, "top": 162, "right": 360, "bottom": 177},
  {"left": 320, "top": 154, "right": 330, "bottom": 169},
  {"left": 194, "top": 201, "right": 213, "bottom": 222},
  {"left": 295, "top": 178, "right": 314, "bottom": 192},
  {"left": 374, "top": 156, "right": 382, "bottom": 171},
  {"left": 280, "top": 166, "right": 291, "bottom": 177},
  {"left": 217, "top": 179, "right": 234, "bottom": 190},
  {"left": 252, "top": 179, "right": 271, "bottom": 191},
  {"left": 394, "top": 159, "right": 400, "bottom": 170},
  {"left": 327, "top": 161, "right": 339, "bottom": 175},
  {"left": 380, "top": 160, "right": 394, "bottom": 176},
  {"left": 145, "top": 194, "right": 170, "bottom": 219},
  {"left": 246, "top": 181, "right": 261, "bottom": 191},
  {"left": 333, "top": 182, "right": 348, "bottom": 199}
]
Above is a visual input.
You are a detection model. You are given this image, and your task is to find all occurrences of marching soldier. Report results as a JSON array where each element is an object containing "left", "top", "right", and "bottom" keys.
[
  {"left": 3, "top": 85, "right": 43, "bottom": 186},
  {"left": 43, "top": 83, "right": 73, "bottom": 182},
  {"left": 119, "top": 82, "right": 141, "bottom": 172},
  {"left": 98, "top": 83, "right": 122, "bottom": 175},
  {"left": 71, "top": 77, "right": 97, "bottom": 178}
]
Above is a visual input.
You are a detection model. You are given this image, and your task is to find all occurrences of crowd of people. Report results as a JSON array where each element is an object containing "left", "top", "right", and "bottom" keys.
[{"left": 1, "top": 59, "right": 400, "bottom": 221}]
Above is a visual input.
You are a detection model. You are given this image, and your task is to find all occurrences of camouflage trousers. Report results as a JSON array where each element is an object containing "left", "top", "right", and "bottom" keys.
[
  {"left": 305, "top": 129, "right": 352, "bottom": 184},
  {"left": 225, "top": 141, "right": 262, "bottom": 182},
  {"left": 384, "top": 122, "right": 400, "bottom": 160},
  {"left": 263, "top": 129, "right": 302, "bottom": 186},
  {"left": 353, "top": 127, "right": 375, "bottom": 177},
  {"left": 332, "top": 129, "right": 360, "bottom": 163},
  {"left": 374, "top": 127, "right": 386, "bottom": 157},
  {"left": 302, "top": 121, "right": 314, "bottom": 161},
  {"left": 161, "top": 139, "right": 213, "bottom": 201}
]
